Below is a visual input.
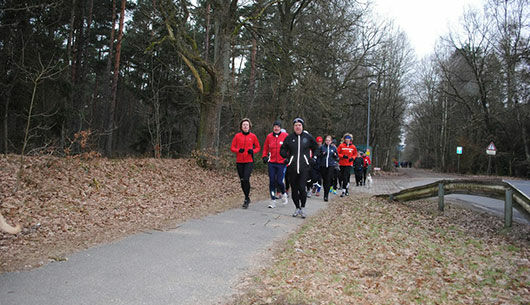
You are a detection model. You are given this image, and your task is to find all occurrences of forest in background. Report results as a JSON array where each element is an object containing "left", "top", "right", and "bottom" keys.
[{"left": 0, "top": 0, "right": 528, "bottom": 176}]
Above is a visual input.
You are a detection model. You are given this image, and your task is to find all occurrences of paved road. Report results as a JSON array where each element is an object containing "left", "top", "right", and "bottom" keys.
[
  {"left": 365, "top": 168, "right": 530, "bottom": 225},
  {"left": 0, "top": 198, "right": 328, "bottom": 305},
  {"left": 504, "top": 180, "right": 530, "bottom": 200}
]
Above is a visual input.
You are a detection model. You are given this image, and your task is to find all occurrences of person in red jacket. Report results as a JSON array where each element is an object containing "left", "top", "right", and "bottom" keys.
[
  {"left": 262, "top": 120, "right": 289, "bottom": 208},
  {"left": 362, "top": 151, "right": 371, "bottom": 186},
  {"left": 337, "top": 133, "right": 357, "bottom": 197},
  {"left": 231, "top": 118, "right": 261, "bottom": 209}
]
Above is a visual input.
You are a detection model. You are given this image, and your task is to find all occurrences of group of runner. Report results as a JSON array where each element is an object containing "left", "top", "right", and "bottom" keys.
[{"left": 230, "top": 117, "right": 371, "bottom": 218}]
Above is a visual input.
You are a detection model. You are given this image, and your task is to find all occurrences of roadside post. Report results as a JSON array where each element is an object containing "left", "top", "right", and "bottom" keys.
[
  {"left": 438, "top": 182, "right": 444, "bottom": 212},
  {"left": 486, "top": 141, "right": 496, "bottom": 175},
  {"left": 504, "top": 188, "right": 513, "bottom": 228},
  {"left": 456, "top": 146, "right": 462, "bottom": 173}
]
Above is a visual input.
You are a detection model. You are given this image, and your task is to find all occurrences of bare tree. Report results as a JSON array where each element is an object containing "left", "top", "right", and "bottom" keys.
[
  {"left": 487, "top": 0, "right": 530, "bottom": 162},
  {"left": 105, "top": 0, "right": 126, "bottom": 157},
  {"left": 156, "top": 0, "right": 240, "bottom": 155},
  {"left": 16, "top": 55, "right": 64, "bottom": 190}
]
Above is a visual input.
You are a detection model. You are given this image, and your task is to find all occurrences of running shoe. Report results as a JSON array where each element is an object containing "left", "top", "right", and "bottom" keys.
[
  {"left": 300, "top": 208, "right": 307, "bottom": 219},
  {"left": 306, "top": 191, "right": 312, "bottom": 198},
  {"left": 282, "top": 193, "right": 288, "bottom": 205},
  {"left": 292, "top": 209, "right": 300, "bottom": 217},
  {"left": 242, "top": 198, "right": 250, "bottom": 209},
  {"left": 268, "top": 199, "right": 276, "bottom": 209}
]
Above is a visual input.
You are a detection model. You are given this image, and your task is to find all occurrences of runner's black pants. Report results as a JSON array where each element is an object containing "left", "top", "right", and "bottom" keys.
[
  {"left": 320, "top": 167, "right": 334, "bottom": 198},
  {"left": 339, "top": 165, "right": 352, "bottom": 190},
  {"left": 287, "top": 167, "right": 309, "bottom": 209},
  {"left": 237, "top": 162, "right": 253, "bottom": 199}
]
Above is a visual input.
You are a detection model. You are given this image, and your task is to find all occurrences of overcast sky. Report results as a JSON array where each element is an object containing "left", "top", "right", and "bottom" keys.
[{"left": 372, "top": 0, "right": 484, "bottom": 57}]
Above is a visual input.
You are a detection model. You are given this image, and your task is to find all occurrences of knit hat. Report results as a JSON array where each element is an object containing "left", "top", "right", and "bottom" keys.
[
  {"left": 273, "top": 120, "right": 282, "bottom": 127},
  {"left": 316, "top": 136, "right": 323, "bottom": 143},
  {"left": 293, "top": 117, "right": 304, "bottom": 126}
]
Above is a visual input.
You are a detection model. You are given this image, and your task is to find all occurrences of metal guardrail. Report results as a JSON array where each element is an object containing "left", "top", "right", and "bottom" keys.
[{"left": 379, "top": 179, "right": 530, "bottom": 228}]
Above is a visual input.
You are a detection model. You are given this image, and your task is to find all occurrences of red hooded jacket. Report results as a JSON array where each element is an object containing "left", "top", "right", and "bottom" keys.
[
  {"left": 337, "top": 142, "right": 358, "bottom": 166},
  {"left": 262, "top": 131, "right": 288, "bottom": 164},
  {"left": 363, "top": 156, "right": 371, "bottom": 168},
  {"left": 231, "top": 132, "right": 261, "bottom": 163}
]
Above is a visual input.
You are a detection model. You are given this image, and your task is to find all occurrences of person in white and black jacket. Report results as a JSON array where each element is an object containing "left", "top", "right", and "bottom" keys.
[{"left": 280, "top": 118, "right": 319, "bottom": 218}]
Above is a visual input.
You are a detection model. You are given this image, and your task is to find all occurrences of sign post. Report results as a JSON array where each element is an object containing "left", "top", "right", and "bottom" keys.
[
  {"left": 456, "top": 146, "right": 463, "bottom": 173},
  {"left": 486, "top": 142, "right": 497, "bottom": 175}
]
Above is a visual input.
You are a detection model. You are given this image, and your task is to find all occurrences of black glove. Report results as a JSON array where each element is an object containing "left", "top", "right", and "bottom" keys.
[
  {"left": 247, "top": 149, "right": 254, "bottom": 155},
  {"left": 322, "top": 151, "right": 327, "bottom": 156},
  {"left": 262, "top": 156, "right": 268, "bottom": 164},
  {"left": 349, "top": 158, "right": 354, "bottom": 162},
  {"left": 343, "top": 155, "right": 349, "bottom": 159},
  {"left": 238, "top": 148, "right": 244, "bottom": 153}
]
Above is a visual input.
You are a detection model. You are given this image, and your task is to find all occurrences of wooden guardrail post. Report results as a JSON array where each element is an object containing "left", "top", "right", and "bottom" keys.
[
  {"left": 438, "top": 182, "right": 444, "bottom": 212},
  {"left": 380, "top": 179, "right": 530, "bottom": 225},
  {"left": 505, "top": 188, "right": 513, "bottom": 228}
]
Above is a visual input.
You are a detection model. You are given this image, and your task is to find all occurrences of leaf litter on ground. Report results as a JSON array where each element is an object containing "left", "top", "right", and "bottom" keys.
[
  {"left": 0, "top": 154, "right": 268, "bottom": 273},
  {"left": 230, "top": 193, "right": 529, "bottom": 305}
]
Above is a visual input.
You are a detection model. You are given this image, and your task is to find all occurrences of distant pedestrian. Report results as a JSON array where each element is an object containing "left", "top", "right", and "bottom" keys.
[
  {"left": 308, "top": 136, "right": 323, "bottom": 198},
  {"left": 230, "top": 118, "right": 261, "bottom": 209},
  {"left": 262, "top": 120, "right": 289, "bottom": 208},
  {"left": 337, "top": 133, "right": 357, "bottom": 197},
  {"left": 353, "top": 152, "right": 364, "bottom": 186},
  {"left": 331, "top": 139, "right": 339, "bottom": 194},
  {"left": 362, "top": 152, "right": 371, "bottom": 186},
  {"left": 280, "top": 118, "right": 318, "bottom": 218},
  {"left": 318, "top": 135, "right": 338, "bottom": 202}
]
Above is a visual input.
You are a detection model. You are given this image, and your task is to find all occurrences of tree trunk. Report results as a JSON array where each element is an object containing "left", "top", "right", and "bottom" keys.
[
  {"left": 67, "top": 0, "right": 76, "bottom": 65},
  {"left": 248, "top": 37, "right": 257, "bottom": 110},
  {"left": 517, "top": 109, "right": 530, "bottom": 162},
  {"left": 103, "top": 0, "right": 117, "bottom": 153},
  {"left": 2, "top": 88, "right": 10, "bottom": 156},
  {"left": 195, "top": 1, "right": 236, "bottom": 155},
  {"left": 105, "top": 0, "right": 123, "bottom": 157},
  {"left": 204, "top": 3, "right": 211, "bottom": 60}
]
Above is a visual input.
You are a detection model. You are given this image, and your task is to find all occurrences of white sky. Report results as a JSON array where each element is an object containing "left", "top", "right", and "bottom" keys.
[{"left": 372, "top": 0, "right": 485, "bottom": 58}]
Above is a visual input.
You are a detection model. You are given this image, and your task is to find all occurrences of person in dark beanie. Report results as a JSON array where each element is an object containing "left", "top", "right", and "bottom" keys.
[
  {"left": 280, "top": 118, "right": 318, "bottom": 218},
  {"left": 230, "top": 118, "right": 261, "bottom": 208},
  {"left": 262, "top": 120, "right": 289, "bottom": 208}
]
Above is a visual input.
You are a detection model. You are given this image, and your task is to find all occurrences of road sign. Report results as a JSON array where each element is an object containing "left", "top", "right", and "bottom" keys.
[
  {"left": 456, "top": 146, "right": 463, "bottom": 154},
  {"left": 486, "top": 141, "right": 496, "bottom": 155}
]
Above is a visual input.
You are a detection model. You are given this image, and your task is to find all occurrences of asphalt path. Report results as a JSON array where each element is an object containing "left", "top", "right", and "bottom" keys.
[
  {"left": 0, "top": 197, "right": 329, "bottom": 305},
  {"left": 393, "top": 168, "right": 530, "bottom": 225}
]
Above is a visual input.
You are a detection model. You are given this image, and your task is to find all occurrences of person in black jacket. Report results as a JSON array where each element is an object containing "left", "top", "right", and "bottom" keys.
[
  {"left": 353, "top": 152, "right": 364, "bottom": 186},
  {"left": 318, "top": 135, "right": 339, "bottom": 202},
  {"left": 280, "top": 118, "right": 319, "bottom": 218}
]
